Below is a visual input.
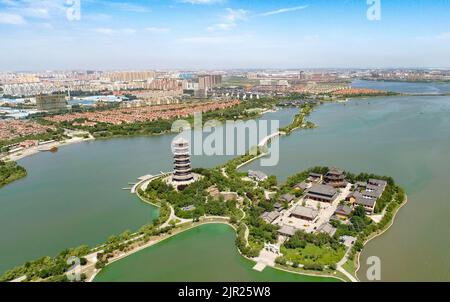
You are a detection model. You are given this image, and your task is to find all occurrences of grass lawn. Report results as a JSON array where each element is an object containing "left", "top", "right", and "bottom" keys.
[
  {"left": 342, "top": 259, "right": 357, "bottom": 277},
  {"left": 281, "top": 244, "right": 346, "bottom": 266}
]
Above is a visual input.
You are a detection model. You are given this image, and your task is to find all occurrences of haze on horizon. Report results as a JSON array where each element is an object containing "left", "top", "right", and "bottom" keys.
[{"left": 0, "top": 0, "right": 449, "bottom": 71}]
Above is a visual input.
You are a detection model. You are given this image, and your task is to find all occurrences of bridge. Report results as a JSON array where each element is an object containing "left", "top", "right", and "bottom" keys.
[{"left": 258, "top": 131, "right": 284, "bottom": 147}]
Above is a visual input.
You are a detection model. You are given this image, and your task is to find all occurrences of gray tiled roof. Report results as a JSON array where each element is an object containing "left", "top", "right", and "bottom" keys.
[
  {"left": 317, "top": 223, "right": 337, "bottom": 237},
  {"left": 368, "top": 179, "right": 388, "bottom": 188},
  {"left": 335, "top": 204, "right": 353, "bottom": 216},
  {"left": 280, "top": 193, "right": 295, "bottom": 202},
  {"left": 291, "top": 205, "right": 319, "bottom": 219},
  {"left": 248, "top": 170, "right": 268, "bottom": 180},
  {"left": 278, "top": 225, "right": 297, "bottom": 236},
  {"left": 261, "top": 211, "right": 280, "bottom": 223},
  {"left": 307, "top": 183, "right": 337, "bottom": 197}
]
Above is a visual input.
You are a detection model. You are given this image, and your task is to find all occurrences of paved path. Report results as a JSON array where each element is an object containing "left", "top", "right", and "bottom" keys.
[
  {"left": 252, "top": 249, "right": 278, "bottom": 272},
  {"left": 221, "top": 167, "right": 229, "bottom": 179},
  {"left": 336, "top": 238, "right": 358, "bottom": 282},
  {"left": 258, "top": 131, "right": 284, "bottom": 147},
  {"left": 160, "top": 204, "right": 191, "bottom": 229}
]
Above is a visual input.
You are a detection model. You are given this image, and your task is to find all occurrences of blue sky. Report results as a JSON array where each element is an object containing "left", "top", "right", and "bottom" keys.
[{"left": 0, "top": 0, "right": 449, "bottom": 71}]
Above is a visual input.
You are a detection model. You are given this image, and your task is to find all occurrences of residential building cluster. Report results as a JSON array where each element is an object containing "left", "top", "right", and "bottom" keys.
[
  {"left": 331, "top": 88, "right": 388, "bottom": 96},
  {"left": 292, "top": 82, "right": 350, "bottom": 94},
  {"left": 359, "top": 69, "right": 450, "bottom": 82},
  {"left": 0, "top": 119, "right": 55, "bottom": 141},
  {"left": 44, "top": 100, "right": 240, "bottom": 126}
]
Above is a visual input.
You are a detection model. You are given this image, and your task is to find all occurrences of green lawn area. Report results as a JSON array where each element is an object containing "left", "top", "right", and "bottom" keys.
[
  {"left": 342, "top": 259, "right": 357, "bottom": 277},
  {"left": 281, "top": 244, "right": 346, "bottom": 266}
]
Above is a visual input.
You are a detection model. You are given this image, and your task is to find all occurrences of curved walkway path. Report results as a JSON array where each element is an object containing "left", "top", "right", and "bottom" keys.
[
  {"left": 336, "top": 246, "right": 358, "bottom": 282},
  {"left": 258, "top": 131, "right": 284, "bottom": 147}
]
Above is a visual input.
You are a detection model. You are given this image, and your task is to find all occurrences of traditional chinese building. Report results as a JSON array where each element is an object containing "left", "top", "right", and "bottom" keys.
[{"left": 172, "top": 137, "right": 194, "bottom": 184}]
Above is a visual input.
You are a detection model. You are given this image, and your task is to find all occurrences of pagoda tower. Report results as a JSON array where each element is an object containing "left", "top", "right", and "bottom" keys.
[{"left": 172, "top": 138, "right": 194, "bottom": 183}]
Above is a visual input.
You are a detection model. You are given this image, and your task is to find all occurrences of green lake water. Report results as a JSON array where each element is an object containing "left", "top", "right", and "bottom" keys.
[{"left": 94, "top": 224, "right": 338, "bottom": 282}]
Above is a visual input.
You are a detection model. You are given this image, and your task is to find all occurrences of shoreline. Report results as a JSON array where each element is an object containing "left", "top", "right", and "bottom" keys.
[
  {"left": 2, "top": 104, "right": 280, "bottom": 164},
  {"left": 124, "top": 161, "right": 346, "bottom": 283},
  {"left": 353, "top": 194, "right": 409, "bottom": 281},
  {"left": 90, "top": 220, "right": 344, "bottom": 283},
  {"left": 89, "top": 220, "right": 235, "bottom": 282},
  {"left": 2, "top": 136, "right": 95, "bottom": 162}
]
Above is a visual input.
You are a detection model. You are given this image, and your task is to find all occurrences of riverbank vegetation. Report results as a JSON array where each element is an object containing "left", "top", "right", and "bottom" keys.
[
  {"left": 0, "top": 245, "right": 91, "bottom": 282},
  {"left": 278, "top": 230, "right": 346, "bottom": 268},
  {"left": 53, "top": 98, "right": 279, "bottom": 139},
  {"left": 0, "top": 160, "right": 27, "bottom": 188},
  {"left": 0, "top": 127, "right": 65, "bottom": 151},
  {"left": 278, "top": 102, "right": 316, "bottom": 134}
]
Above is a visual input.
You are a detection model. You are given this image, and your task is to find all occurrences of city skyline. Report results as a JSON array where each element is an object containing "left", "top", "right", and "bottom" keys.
[{"left": 1, "top": 0, "right": 450, "bottom": 71}]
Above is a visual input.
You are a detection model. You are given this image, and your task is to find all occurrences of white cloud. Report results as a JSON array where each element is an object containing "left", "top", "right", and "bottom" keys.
[
  {"left": 94, "top": 27, "right": 115, "bottom": 35},
  {"left": 122, "top": 28, "right": 137, "bottom": 35},
  {"left": 436, "top": 32, "right": 450, "bottom": 40},
  {"left": 94, "top": 28, "right": 137, "bottom": 35},
  {"left": 110, "top": 3, "right": 151, "bottom": 13},
  {"left": 179, "top": 35, "right": 246, "bottom": 44},
  {"left": 224, "top": 8, "right": 248, "bottom": 22},
  {"left": 207, "top": 23, "right": 235, "bottom": 31},
  {"left": 179, "top": 0, "right": 224, "bottom": 4},
  {"left": 145, "top": 27, "right": 170, "bottom": 33},
  {"left": 21, "top": 7, "right": 50, "bottom": 19},
  {"left": 35, "top": 22, "right": 53, "bottom": 29},
  {"left": 85, "top": 13, "right": 112, "bottom": 22},
  {"left": 0, "top": 0, "right": 67, "bottom": 24},
  {"left": 207, "top": 8, "right": 248, "bottom": 32},
  {"left": 260, "top": 5, "right": 308, "bottom": 17},
  {"left": 0, "top": 0, "right": 20, "bottom": 6},
  {"left": 0, "top": 12, "right": 26, "bottom": 25}
]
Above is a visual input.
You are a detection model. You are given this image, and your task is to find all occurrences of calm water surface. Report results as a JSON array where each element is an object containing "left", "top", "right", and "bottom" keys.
[
  {"left": 0, "top": 109, "right": 295, "bottom": 274},
  {"left": 2, "top": 94, "right": 450, "bottom": 281},
  {"left": 352, "top": 79, "right": 450, "bottom": 94},
  {"left": 246, "top": 95, "right": 450, "bottom": 281},
  {"left": 94, "top": 224, "right": 338, "bottom": 282}
]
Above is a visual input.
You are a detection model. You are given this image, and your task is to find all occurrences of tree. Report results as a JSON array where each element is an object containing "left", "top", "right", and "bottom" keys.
[{"left": 353, "top": 205, "right": 366, "bottom": 218}]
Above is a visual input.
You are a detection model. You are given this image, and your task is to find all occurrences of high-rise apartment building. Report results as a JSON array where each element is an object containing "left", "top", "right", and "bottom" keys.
[
  {"left": 36, "top": 94, "right": 67, "bottom": 112},
  {"left": 106, "top": 71, "right": 156, "bottom": 82}
]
